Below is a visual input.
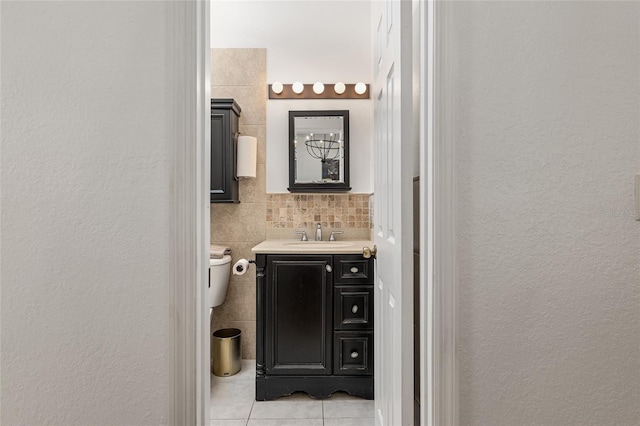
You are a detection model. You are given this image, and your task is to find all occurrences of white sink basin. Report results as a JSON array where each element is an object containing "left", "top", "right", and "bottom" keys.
[
  {"left": 252, "top": 239, "right": 374, "bottom": 254},
  {"left": 281, "top": 241, "right": 351, "bottom": 249}
]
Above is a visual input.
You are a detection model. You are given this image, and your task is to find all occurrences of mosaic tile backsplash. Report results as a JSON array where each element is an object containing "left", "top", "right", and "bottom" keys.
[{"left": 266, "top": 194, "right": 372, "bottom": 229}]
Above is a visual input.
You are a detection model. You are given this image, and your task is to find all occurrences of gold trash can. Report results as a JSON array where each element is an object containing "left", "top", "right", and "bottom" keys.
[{"left": 211, "top": 328, "right": 242, "bottom": 377}]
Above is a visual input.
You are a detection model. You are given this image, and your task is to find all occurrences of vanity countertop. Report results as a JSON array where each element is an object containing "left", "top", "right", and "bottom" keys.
[{"left": 251, "top": 239, "right": 374, "bottom": 254}]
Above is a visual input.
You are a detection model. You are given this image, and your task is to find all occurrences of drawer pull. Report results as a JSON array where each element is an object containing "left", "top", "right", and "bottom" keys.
[
  {"left": 351, "top": 305, "right": 359, "bottom": 314},
  {"left": 326, "top": 265, "right": 332, "bottom": 272},
  {"left": 351, "top": 351, "right": 359, "bottom": 359},
  {"left": 350, "top": 266, "right": 359, "bottom": 273}
]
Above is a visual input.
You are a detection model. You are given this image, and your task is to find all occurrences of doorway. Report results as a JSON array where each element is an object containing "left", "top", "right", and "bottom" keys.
[{"left": 188, "top": 1, "right": 458, "bottom": 424}]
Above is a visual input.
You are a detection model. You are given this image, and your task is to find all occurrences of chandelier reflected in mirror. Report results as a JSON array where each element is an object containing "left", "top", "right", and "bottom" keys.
[{"left": 304, "top": 133, "right": 342, "bottom": 163}]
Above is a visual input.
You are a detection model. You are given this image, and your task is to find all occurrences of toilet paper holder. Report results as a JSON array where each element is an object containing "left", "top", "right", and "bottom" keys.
[{"left": 232, "top": 258, "right": 256, "bottom": 275}]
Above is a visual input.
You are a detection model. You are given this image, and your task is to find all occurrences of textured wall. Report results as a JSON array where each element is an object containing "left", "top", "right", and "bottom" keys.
[
  {"left": 455, "top": 2, "right": 640, "bottom": 425},
  {"left": 1, "top": 2, "right": 171, "bottom": 424}
]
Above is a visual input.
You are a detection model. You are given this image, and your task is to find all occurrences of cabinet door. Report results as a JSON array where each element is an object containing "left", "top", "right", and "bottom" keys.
[
  {"left": 210, "top": 99, "right": 240, "bottom": 203},
  {"left": 210, "top": 110, "right": 230, "bottom": 201},
  {"left": 265, "top": 255, "right": 332, "bottom": 375}
]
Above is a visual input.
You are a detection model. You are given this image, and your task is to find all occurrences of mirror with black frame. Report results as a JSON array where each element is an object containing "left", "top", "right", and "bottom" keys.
[{"left": 288, "top": 110, "right": 350, "bottom": 192}]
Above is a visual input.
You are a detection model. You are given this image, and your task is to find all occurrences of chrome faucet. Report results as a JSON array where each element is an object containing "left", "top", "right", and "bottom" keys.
[
  {"left": 315, "top": 223, "right": 322, "bottom": 241},
  {"left": 294, "top": 230, "right": 308, "bottom": 241},
  {"left": 329, "top": 230, "right": 343, "bottom": 241}
]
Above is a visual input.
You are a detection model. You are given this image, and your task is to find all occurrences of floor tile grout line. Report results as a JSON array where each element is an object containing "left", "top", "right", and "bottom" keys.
[
  {"left": 245, "top": 396, "right": 255, "bottom": 425},
  {"left": 244, "top": 417, "right": 326, "bottom": 421}
]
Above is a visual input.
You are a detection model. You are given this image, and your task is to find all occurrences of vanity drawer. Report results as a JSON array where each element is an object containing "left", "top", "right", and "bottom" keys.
[
  {"left": 334, "top": 255, "right": 373, "bottom": 284},
  {"left": 334, "top": 286, "right": 374, "bottom": 330},
  {"left": 333, "top": 331, "right": 373, "bottom": 376}
]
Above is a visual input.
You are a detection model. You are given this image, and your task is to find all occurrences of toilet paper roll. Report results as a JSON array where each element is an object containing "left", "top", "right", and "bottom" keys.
[
  {"left": 237, "top": 136, "right": 257, "bottom": 178},
  {"left": 233, "top": 258, "right": 250, "bottom": 275}
]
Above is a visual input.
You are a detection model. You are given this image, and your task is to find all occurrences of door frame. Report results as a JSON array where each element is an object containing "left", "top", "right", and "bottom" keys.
[
  {"left": 168, "top": 0, "right": 211, "bottom": 425},
  {"left": 420, "top": 1, "right": 458, "bottom": 425},
  {"left": 169, "top": 0, "right": 458, "bottom": 425}
]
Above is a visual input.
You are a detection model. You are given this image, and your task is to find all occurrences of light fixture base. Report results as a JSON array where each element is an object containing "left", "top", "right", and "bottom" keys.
[{"left": 268, "top": 83, "right": 370, "bottom": 100}]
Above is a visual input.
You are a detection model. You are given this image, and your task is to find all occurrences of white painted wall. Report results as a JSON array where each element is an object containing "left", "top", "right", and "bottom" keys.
[
  {"left": 211, "top": 0, "right": 373, "bottom": 193},
  {"left": 1, "top": 2, "right": 172, "bottom": 423},
  {"left": 455, "top": 2, "right": 640, "bottom": 425}
]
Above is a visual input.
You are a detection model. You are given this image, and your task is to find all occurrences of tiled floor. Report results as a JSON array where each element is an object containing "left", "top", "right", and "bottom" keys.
[{"left": 211, "top": 360, "right": 375, "bottom": 426}]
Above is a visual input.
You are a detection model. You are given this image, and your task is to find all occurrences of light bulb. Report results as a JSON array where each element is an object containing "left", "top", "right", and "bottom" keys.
[
  {"left": 355, "top": 82, "right": 367, "bottom": 95},
  {"left": 271, "top": 81, "right": 283, "bottom": 94},
  {"left": 334, "top": 82, "right": 346, "bottom": 95},
  {"left": 313, "top": 82, "right": 325, "bottom": 94},
  {"left": 292, "top": 82, "right": 304, "bottom": 94}
]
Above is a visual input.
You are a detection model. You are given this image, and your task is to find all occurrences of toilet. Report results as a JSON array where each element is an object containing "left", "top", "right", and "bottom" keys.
[{"left": 209, "top": 255, "right": 232, "bottom": 307}]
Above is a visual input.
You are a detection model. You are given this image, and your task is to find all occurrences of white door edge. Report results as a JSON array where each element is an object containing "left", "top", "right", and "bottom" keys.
[
  {"left": 196, "top": 1, "right": 212, "bottom": 424},
  {"left": 420, "top": 1, "right": 458, "bottom": 426},
  {"left": 372, "top": 0, "right": 415, "bottom": 423}
]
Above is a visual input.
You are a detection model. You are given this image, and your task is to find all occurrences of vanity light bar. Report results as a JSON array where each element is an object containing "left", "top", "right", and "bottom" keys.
[{"left": 268, "top": 82, "right": 370, "bottom": 100}]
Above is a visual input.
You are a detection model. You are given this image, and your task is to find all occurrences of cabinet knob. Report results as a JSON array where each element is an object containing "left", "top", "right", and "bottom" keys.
[
  {"left": 350, "top": 266, "right": 359, "bottom": 273},
  {"left": 351, "top": 304, "right": 359, "bottom": 314},
  {"left": 326, "top": 265, "right": 332, "bottom": 273},
  {"left": 351, "top": 351, "right": 359, "bottom": 359}
]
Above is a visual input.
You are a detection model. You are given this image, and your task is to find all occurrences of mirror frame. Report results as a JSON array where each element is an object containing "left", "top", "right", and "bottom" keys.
[{"left": 288, "top": 110, "right": 351, "bottom": 193}]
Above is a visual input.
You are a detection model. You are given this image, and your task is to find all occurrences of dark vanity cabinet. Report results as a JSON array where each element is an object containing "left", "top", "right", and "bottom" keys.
[
  {"left": 264, "top": 255, "right": 333, "bottom": 376},
  {"left": 255, "top": 253, "right": 374, "bottom": 401},
  {"left": 210, "top": 99, "right": 241, "bottom": 203}
]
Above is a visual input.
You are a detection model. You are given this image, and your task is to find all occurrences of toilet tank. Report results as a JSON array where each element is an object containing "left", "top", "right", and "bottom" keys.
[{"left": 209, "top": 255, "right": 232, "bottom": 308}]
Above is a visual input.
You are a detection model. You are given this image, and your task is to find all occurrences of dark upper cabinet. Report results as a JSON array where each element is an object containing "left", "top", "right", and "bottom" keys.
[{"left": 211, "top": 99, "right": 241, "bottom": 203}]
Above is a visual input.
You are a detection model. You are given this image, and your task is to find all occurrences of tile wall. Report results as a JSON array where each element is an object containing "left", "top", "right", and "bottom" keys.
[
  {"left": 266, "top": 194, "right": 371, "bottom": 229},
  {"left": 210, "top": 48, "right": 266, "bottom": 359}
]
